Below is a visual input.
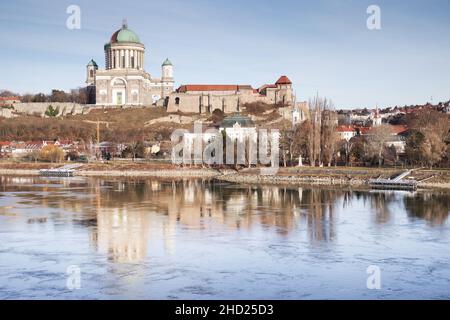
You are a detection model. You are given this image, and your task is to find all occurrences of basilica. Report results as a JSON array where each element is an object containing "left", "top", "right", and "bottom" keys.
[
  {"left": 86, "top": 21, "right": 173, "bottom": 106},
  {"left": 86, "top": 22, "right": 294, "bottom": 113}
]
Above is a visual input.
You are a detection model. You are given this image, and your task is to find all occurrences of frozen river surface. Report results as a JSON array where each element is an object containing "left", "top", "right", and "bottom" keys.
[{"left": 0, "top": 176, "right": 449, "bottom": 299}]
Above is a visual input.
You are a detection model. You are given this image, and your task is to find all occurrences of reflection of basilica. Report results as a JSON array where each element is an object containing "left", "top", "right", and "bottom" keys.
[
  {"left": 2, "top": 176, "right": 449, "bottom": 264},
  {"left": 95, "top": 207, "right": 150, "bottom": 263},
  {"left": 86, "top": 179, "right": 342, "bottom": 261}
]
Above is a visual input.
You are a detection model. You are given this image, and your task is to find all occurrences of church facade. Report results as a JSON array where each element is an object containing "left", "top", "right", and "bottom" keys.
[
  {"left": 87, "top": 22, "right": 294, "bottom": 113},
  {"left": 86, "top": 21, "right": 174, "bottom": 107}
]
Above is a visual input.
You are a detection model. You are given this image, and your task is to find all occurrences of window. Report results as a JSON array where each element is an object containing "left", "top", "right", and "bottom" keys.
[
  {"left": 113, "top": 78, "right": 126, "bottom": 87},
  {"left": 89, "top": 70, "right": 94, "bottom": 77},
  {"left": 175, "top": 97, "right": 180, "bottom": 105}
]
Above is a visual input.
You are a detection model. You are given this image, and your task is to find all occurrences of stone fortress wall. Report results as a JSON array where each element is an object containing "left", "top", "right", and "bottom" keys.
[{"left": 2, "top": 103, "right": 90, "bottom": 118}]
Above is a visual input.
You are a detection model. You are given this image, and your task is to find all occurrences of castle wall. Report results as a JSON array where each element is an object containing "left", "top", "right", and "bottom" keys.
[
  {"left": 166, "top": 91, "right": 276, "bottom": 114},
  {"left": 9, "top": 103, "right": 88, "bottom": 117}
]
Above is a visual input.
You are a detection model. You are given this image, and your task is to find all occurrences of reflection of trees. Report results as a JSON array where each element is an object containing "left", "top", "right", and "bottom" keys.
[
  {"left": 404, "top": 192, "right": 450, "bottom": 226},
  {"left": 300, "top": 189, "right": 337, "bottom": 242},
  {"left": 351, "top": 191, "right": 397, "bottom": 224},
  {"left": 369, "top": 192, "right": 396, "bottom": 224},
  {"left": 4, "top": 175, "right": 450, "bottom": 265}
]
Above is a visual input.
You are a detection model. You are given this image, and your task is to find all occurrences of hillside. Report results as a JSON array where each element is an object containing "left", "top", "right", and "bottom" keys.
[{"left": 0, "top": 103, "right": 285, "bottom": 142}]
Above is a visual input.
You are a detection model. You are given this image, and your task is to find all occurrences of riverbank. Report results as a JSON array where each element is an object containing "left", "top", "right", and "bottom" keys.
[
  {"left": 218, "top": 167, "right": 450, "bottom": 190},
  {"left": 0, "top": 162, "right": 449, "bottom": 190},
  {"left": 0, "top": 164, "right": 220, "bottom": 179}
]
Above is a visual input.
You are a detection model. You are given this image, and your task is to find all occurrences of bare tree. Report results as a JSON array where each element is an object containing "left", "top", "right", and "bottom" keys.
[
  {"left": 321, "top": 107, "right": 339, "bottom": 166},
  {"left": 367, "top": 124, "right": 394, "bottom": 167},
  {"left": 307, "top": 96, "right": 322, "bottom": 166},
  {"left": 406, "top": 110, "right": 450, "bottom": 168},
  {"left": 305, "top": 95, "right": 336, "bottom": 166}
]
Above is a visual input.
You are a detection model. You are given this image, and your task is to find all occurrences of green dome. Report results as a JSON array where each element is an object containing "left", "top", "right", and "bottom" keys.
[
  {"left": 221, "top": 114, "right": 255, "bottom": 128},
  {"left": 87, "top": 59, "right": 98, "bottom": 68},
  {"left": 162, "top": 58, "right": 173, "bottom": 66},
  {"left": 111, "top": 26, "right": 140, "bottom": 43}
]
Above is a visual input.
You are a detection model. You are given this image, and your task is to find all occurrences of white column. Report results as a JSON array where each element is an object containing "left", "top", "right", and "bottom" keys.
[
  {"left": 125, "top": 50, "right": 129, "bottom": 68},
  {"left": 115, "top": 50, "right": 119, "bottom": 69},
  {"left": 130, "top": 50, "right": 133, "bottom": 68}
]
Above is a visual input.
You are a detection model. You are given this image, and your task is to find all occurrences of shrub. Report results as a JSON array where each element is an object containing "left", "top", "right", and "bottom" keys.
[
  {"left": 39, "top": 145, "right": 65, "bottom": 163},
  {"left": 45, "top": 105, "right": 59, "bottom": 117}
]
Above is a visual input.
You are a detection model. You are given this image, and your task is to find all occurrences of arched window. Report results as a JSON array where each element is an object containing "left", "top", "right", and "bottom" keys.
[
  {"left": 113, "top": 78, "right": 126, "bottom": 87},
  {"left": 89, "top": 70, "right": 94, "bottom": 78},
  {"left": 175, "top": 97, "right": 180, "bottom": 105}
]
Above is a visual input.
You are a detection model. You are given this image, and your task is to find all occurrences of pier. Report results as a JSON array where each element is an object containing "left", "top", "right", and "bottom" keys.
[
  {"left": 369, "top": 170, "right": 417, "bottom": 190},
  {"left": 39, "top": 164, "right": 82, "bottom": 177}
]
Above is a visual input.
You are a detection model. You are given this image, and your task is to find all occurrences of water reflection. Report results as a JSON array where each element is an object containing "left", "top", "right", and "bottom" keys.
[
  {"left": 404, "top": 192, "right": 450, "bottom": 226},
  {"left": 0, "top": 176, "right": 449, "bottom": 265}
]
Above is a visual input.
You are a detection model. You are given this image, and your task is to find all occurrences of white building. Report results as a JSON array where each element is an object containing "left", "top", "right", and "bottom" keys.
[
  {"left": 88, "top": 21, "right": 174, "bottom": 106},
  {"left": 336, "top": 125, "right": 357, "bottom": 141}
]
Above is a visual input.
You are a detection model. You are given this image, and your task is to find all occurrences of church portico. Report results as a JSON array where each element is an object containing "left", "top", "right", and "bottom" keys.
[{"left": 111, "top": 77, "right": 127, "bottom": 105}]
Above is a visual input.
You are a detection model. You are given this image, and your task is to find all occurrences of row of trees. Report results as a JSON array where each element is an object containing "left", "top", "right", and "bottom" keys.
[
  {"left": 405, "top": 110, "right": 450, "bottom": 168},
  {"left": 1, "top": 88, "right": 89, "bottom": 104},
  {"left": 279, "top": 98, "right": 449, "bottom": 168},
  {"left": 24, "top": 145, "right": 65, "bottom": 163},
  {"left": 21, "top": 88, "right": 89, "bottom": 104},
  {"left": 280, "top": 96, "right": 339, "bottom": 167}
]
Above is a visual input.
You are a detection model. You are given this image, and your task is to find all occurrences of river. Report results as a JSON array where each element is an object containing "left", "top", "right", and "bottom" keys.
[{"left": 0, "top": 176, "right": 449, "bottom": 299}]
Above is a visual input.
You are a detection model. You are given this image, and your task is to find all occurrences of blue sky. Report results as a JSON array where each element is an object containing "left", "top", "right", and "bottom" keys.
[{"left": 0, "top": 0, "right": 449, "bottom": 109}]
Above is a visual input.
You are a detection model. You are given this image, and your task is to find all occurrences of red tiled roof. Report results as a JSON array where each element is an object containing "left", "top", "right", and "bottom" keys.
[
  {"left": 177, "top": 85, "right": 253, "bottom": 93},
  {"left": 0, "top": 96, "right": 20, "bottom": 101},
  {"left": 275, "top": 75, "right": 292, "bottom": 85},
  {"left": 258, "top": 84, "right": 277, "bottom": 91},
  {"left": 336, "top": 125, "right": 356, "bottom": 132},
  {"left": 358, "top": 127, "right": 373, "bottom": 135},
  {"left": 359, "top": 125, "right": 408, "bottom": 135},
  {"left": 390, "top": 125, "right": 408, "bottom": 134}
]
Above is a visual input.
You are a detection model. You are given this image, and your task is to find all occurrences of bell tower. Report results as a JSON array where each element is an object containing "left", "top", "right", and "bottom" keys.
[
  {"left": 86, "top": 59, "right": 98, "bottom": 85},
  {"left": 161, "top": 58, "right": 174, "bottom": 98}
]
